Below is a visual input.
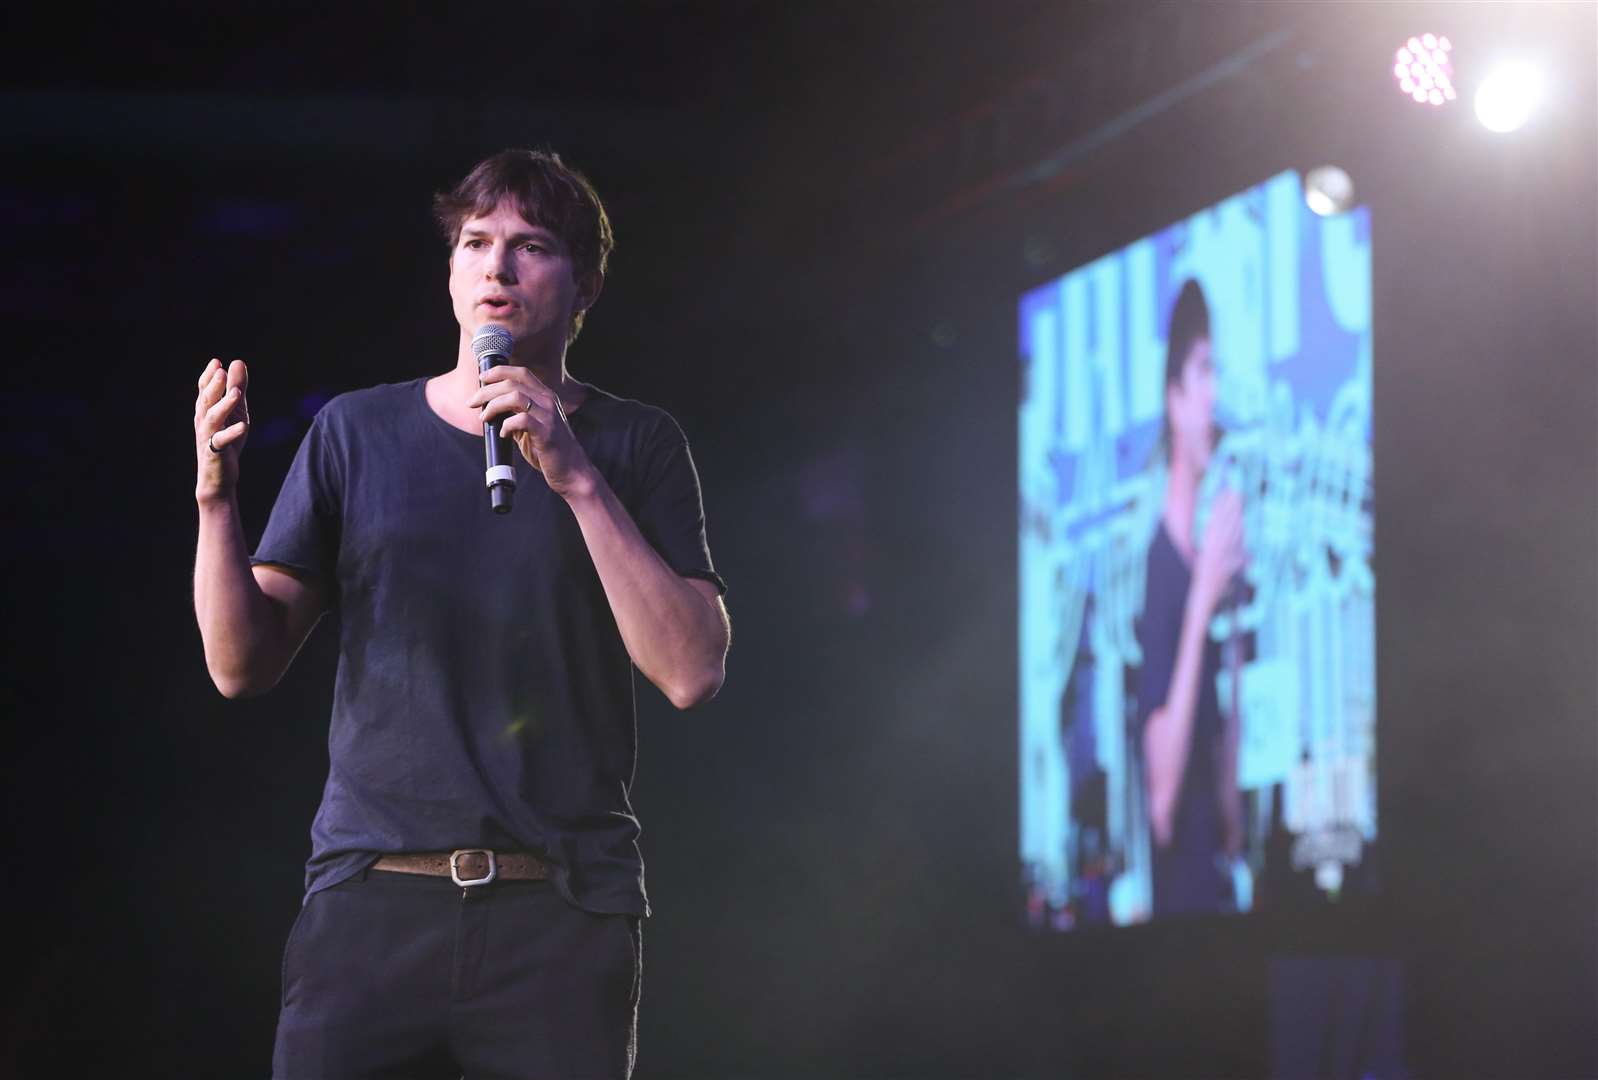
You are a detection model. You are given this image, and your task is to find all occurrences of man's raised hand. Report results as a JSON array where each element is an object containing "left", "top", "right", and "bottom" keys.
[{"left": 195, "top": 358, "right": 251, "bottom": 505}]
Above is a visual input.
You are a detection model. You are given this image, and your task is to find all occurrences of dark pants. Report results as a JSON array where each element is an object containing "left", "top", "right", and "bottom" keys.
[{"left": 272, "top": 870, "right": 641, "bottom": 1079}]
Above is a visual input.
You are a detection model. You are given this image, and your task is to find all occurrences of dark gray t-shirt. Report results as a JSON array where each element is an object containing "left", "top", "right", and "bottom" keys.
[
  {"left": 1136, "top": 521, "right": 1229, "bottom": 917},
  {"left": 252, "top": 377, "right": 723, "bottom": 916}
]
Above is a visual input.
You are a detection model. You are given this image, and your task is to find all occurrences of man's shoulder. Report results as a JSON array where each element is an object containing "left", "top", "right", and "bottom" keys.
[
  {"left": 299, "top": 380, "right": 426, "bottom": 449},
  {"left": 579, "top": 385, "right": 683, "bottom": 439},
  {"left": 314, "top": 379, "right": 424, "bottom": 423}
]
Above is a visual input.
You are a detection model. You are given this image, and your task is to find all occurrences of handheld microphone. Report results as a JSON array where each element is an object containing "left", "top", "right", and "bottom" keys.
[{"left": 471, "top": 325, "right": 517, "bottom": 514}]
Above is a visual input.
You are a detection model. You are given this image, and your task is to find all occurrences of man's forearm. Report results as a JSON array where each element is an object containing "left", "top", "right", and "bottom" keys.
[
  {"left": 194, "top": 496, "right": 285, "bottom": 698},
  {"left": 564, "top": 472, "right": 728, "bottom": 710}
]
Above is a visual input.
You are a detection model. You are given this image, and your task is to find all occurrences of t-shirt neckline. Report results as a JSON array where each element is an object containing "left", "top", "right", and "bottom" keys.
[{"left": 414, "top": 375, "right": 607, "bottom": 442}]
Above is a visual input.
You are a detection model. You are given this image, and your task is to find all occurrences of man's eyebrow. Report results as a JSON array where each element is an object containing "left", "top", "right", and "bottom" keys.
[{"left": 460, "top": 226, "right": 559, "bottom": 243}]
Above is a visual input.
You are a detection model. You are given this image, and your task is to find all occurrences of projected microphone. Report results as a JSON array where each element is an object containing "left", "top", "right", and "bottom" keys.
[{"left": 472, "top": 325, "right": 517, "bottom": 515}]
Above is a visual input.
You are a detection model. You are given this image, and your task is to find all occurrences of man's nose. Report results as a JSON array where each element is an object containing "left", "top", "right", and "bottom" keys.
[{"left": 486, "top": 244, "right": 517, "bottom": 282}]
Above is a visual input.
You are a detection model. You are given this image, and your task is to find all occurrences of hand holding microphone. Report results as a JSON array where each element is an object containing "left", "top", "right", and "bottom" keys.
[
  {"left": 469, "top": 326, "right": 595, "bottom": 510},
  {"left": 1196, "top": 487, "right": 1247, "bottom": 617}
]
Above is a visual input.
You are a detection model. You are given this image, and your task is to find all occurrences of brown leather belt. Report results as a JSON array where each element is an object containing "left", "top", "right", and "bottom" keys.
[{"left": 371, "top": 849, "right": 551, "bottom": 887}]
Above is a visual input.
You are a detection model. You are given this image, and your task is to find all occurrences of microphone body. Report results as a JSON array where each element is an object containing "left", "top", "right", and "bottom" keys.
[{"left": 471, "top": 325, "right": 517, "bottom": 514}]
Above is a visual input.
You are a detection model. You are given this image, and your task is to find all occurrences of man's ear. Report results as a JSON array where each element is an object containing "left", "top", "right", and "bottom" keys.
[{"left": 575, "top": 270, "right": 604, "bottom": 318}]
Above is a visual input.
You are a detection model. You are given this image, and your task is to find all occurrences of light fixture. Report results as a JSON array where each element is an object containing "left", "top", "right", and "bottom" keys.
[
  {"left": 1394, "top": 33, "right": 1456, "bottom": 107},
  {"left": 1304, "top": 166, "right": 1355, "bottom": 217}
]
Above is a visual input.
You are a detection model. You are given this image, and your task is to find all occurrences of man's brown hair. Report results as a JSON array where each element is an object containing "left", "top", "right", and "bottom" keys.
[{"left": 433, "top": 149, "right": 614, "bottom": 343}]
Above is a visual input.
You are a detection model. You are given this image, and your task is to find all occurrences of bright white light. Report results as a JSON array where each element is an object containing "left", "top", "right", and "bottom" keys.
[
  {"left": 1475, "top": 62, "right": 1544, "bottom": 133},
  {"left": 1304, "top": 165, "right": 1355, "bottom": 217},
  {"left": 1394, "top": 32, "right": 1456, "bottom": 108}
]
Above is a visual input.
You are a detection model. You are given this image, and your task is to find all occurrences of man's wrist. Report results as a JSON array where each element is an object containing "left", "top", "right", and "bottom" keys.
[
  {"left": 1186, "top": 569, "right": 1215, "bottom": 618},
  {"left": 557, "top": 463, "right": 605, "bottom": 506},
  {"left": 195, "top": 489, "right": 240, "bottom": 515}
]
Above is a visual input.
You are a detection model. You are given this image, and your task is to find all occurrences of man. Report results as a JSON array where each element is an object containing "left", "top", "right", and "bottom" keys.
[
  {"left": 1137, "top": 278, "right": 1245, "bottom": 918},
  {"left": 192, "top": 149, "right": 729, "bottom": 1078}
]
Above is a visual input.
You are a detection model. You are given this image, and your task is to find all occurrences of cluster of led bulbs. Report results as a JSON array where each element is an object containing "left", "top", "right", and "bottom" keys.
[{"left": 1394, "top": 34, "right": 1456, "bottom": 106}]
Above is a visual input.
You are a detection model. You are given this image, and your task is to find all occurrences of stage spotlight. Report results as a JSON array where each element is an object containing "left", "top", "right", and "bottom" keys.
[
  {"left": 1394, "top": 34, "right": 1456, "bottom": 106},
  {"left": 1304, "top": 166, "right": 1355, "bottom": 217},
  {"left": 1475, "top": 62, "right": 1543, "bottom": 133}
]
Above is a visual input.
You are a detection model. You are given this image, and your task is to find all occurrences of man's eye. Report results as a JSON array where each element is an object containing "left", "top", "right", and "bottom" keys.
[{"left": 522, "top": 243, "right": 544, "bottom": 254}]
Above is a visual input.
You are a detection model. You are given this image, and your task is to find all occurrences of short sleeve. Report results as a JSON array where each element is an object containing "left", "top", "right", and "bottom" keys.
[
  {"left": 251, "top": 413, "right": 342, "bottom": 589},
  {"left": 1135, "top": 540, "right": 1184, "bottom": 734},
  {"left": 632, "top": 413, "right": 726, "bottom": 595}
]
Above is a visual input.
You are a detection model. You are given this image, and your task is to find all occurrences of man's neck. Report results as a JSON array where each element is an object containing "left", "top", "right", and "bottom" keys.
[{"left": 1162, "top": 454, "right": 1202, "bottom": 561}]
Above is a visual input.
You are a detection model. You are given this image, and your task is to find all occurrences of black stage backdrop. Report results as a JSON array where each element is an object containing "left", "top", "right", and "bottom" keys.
[{"left": 2, "top": 4, "right": 1594, "bottom": 1078}]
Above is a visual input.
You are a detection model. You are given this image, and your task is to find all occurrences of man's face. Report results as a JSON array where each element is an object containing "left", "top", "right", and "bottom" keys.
[
  {"left": 447, "top": 200, "right": 596, "bottom": 353},
  {"left": 1167, "top": 337, "right": 1216, "bottom": 472}
]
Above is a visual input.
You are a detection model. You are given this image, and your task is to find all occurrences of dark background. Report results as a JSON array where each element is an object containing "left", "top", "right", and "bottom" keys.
[{"left": 3, "top": 3, "right": 1595, "bottom": 1077}]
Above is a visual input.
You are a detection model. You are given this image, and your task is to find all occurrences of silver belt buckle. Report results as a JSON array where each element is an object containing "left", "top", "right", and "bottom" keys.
[{"left": 449, "top": 848, "right": 498, "bottom": 887}]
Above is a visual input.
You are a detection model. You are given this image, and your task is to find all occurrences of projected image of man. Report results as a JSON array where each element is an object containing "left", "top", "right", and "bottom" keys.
[{"left": 1137, "top": 279, "right": 1246, "bottom": 918}]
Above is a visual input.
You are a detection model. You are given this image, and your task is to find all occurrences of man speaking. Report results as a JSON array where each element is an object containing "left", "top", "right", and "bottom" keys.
[{"left": 192, "top": 149, "right": 729, "bottom": 1078}]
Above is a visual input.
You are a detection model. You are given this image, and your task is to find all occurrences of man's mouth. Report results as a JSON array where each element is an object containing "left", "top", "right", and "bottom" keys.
[{"left": 479, "top": 297, "right": 513, "bottom": 310}]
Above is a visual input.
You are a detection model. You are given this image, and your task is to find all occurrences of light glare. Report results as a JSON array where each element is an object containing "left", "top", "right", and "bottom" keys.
[{"left": 1475, "top": 62, "right": 1544, "bottom": 133}]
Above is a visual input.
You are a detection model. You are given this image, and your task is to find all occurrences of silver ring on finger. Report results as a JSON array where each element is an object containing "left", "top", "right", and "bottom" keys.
[
  {"left": 208, "top": 435, "right": 221, "bottom": 454},
  {"left": 523, "top": 394, "right": 535, "bottom": 413}
]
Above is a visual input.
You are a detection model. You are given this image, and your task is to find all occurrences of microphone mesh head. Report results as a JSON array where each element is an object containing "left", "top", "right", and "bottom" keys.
[{"left": 471, "top": 325, "right": 515, "bottom": 364}]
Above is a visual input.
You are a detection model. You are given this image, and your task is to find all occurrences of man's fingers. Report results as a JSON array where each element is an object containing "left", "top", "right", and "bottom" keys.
[
  {"left": 480, "top": 390, "right": 547, "bottom": 422},
  {"left": 204, "top": 387, "right": 246, "bottom": 429},
  {"left": 227, "top": 358, "right": 249, "bottom": 395},
  {"left": 210, "top": 420, "right": 248, "bottom": 449},
  {"left": 198, "top": 358, "right": 222, "bottom": 390},
  {"left": 201, "top": 369, "right": 228, "bottom": 412},
  {"left": 478, "top": 366, "right": 554, "bottom": 398},
  {"left": 478, "top": 365, "right": 545, "bottom": 387},
  {"left": 471, "top": 377, "right": 550, "bottom": 408}
]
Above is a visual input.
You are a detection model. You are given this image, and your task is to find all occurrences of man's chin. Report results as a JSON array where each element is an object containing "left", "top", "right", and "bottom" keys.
[{"left": 471, "top": 314, "right": 523, "bottom": 337}]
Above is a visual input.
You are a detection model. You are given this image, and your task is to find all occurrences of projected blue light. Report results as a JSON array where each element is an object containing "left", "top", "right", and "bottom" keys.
[{"left": 1019, "top": 170, "right": 1374, "bottom": 929}]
